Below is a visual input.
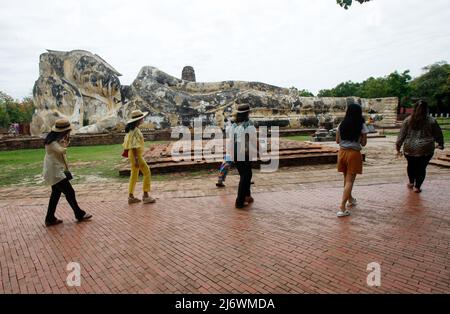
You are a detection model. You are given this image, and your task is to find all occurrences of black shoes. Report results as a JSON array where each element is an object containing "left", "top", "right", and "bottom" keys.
[
  {"left": 45, "top": 219, "right": 63, "bottom": 227},
  {"left": 77, "top": 213, "right": 93, "bottom": 222},
  {"left": 45, "top": 213, "right": 92, "bottom": 227}
]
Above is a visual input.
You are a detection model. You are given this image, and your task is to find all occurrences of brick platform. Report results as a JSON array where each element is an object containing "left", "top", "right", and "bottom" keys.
[
  {"left": 119, "top": 140, "right": 340, "bottom": 175},
  {"left": 1, "top": 177, "right": 449, "bottom": 293}
]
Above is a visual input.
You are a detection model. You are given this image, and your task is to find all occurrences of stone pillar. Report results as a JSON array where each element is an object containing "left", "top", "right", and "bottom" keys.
[
  {"left": 182, "top": 66, "right": 196, "bottom": 82},
  {"left": 365, "top": 97, "right": 398, "bottom": 127}
]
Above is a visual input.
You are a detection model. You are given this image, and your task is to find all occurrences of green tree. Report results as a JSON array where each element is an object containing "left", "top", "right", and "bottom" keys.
[
  {"left": 20, "top": 96, "right": 35, "bottom": 123},
  {"left": 385, "top": 70, "right": 412, "bottom": 106},
  {"left": 332, "top": 81, "right": 361, "bottom": 97},
  {"left": 0, "top": 91, "right": 36, "bottom": 127},
  {"left": 337, "top": 0, "right": 371, "bottom": 9},
  {"left": 0, "top": 91, "right": 14, "bottom": 128},
  {"left": 0, "top": 104, "right": 10, "bottom": 128},
  {"left": 410, "top": 61, "right": 450, "bottom": 112},
  {"left": 0, "top": 91, "right": 14, "bottom": 104},
  {"left": 298, "top": 89, "right": 315, "bottom": 97},
  {"left": 317, "top": 89, "right": 334, "bottom": 97},
  {"left": 358, "top": 77, "right": 389, "bottom": 98},
  {"left": 317, "top": 81, "right": 360, "bottom": 97}
]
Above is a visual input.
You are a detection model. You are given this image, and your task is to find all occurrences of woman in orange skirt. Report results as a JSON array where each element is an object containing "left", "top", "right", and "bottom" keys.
[{"left": 336, "top": 104, "right": 369, "bottom": 217}]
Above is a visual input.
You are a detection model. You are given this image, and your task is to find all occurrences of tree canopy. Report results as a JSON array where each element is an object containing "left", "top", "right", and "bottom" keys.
[
  {"left": 316, "top": 61, "right": 449, "bottom": 112},
  {"left": 317, "top": 70, "right": 412, "bottom": 104},
  {"left": 337, "top": 0, "right": 372, "bottom": 9},
  {"left": 297, "top": 89, "right": 315, "bottom": 97},
  {"left": 410, "top": 62, "right": 450, "bottom": 112},
  {"left": 0, "top": 92, "right": 35, "bottom": 128}
]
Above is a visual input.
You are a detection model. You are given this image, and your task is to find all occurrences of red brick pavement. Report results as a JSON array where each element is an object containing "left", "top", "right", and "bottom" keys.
[{"left": 1, "top": 179, "right": 450, "bottom": 293}]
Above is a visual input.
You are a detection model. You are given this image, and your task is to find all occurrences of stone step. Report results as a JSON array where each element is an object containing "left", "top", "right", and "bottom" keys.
[
  {"left": 437, "top": 155, "right": 450, "bottom": 162},
  {"left": 145, "top": 148, "right": 338, "bottom": 165},
  {"left": 119, "top": 152, "right": 340, "bottom": 176},
  {"left": 430, "top": 159, "right": 450, "bottom": 168},
  {"left": 119, "top": 140, "right": 343, "bottom": 176},
  {"left": 119, "top": 151, "right": 366, "bottom": 176}
]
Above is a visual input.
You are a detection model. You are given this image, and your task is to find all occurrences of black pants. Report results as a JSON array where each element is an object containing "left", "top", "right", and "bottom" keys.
[
  {"left": 405, "top": 154, "right": 433, "bottom": 189},
  {"left": 235, "top": 161, "right": 252, "bottom": 206},
  {"left": 46, "top": 178, "right": 85, "bottom": 222}
]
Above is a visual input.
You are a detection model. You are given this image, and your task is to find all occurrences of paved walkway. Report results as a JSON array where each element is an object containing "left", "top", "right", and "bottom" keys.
[
  {"left": 1, "top": 137, "right": 449, "bottom": 293},
  {"left": 1, "top": 173, "right": 449, "bottom": 293}
]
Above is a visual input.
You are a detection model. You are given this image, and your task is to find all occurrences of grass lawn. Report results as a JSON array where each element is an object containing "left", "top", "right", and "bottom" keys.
[
  {"left": 384, "top": 130, "right": 450, "bottom": 144},
  {"left": 0, "top": 141, "right": 168, "bottom": 187},
  {"left": 284, "top": 130, "right": 450, "bottom": 145},
  {"left": 443, "top": 130, "right": 450, "bottom": 144},
  {"left": 436, "top": 117, "right": 450, "bottom": 125},
  {"left": 284, "top": 135, "right": 312, "bottom": 142}
]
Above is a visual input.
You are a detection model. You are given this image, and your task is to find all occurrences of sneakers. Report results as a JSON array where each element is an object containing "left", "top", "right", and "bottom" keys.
[
  {"left": 129, "top": 195, "right": 156, "bottom": 204},
  {"left": 216, "top": 181, "right": 225, "bottom": 188},
  {"left": 128, "top": 196, "right": 141, "bottom": 204},
  {"left": 337, "top": 210, "right": 351, "bottom": 218},
  {"left": 143, "top": 196, "right": 156, "bottom": 204}
]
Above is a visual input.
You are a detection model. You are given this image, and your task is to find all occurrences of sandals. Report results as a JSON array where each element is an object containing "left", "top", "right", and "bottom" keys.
[
  {"left": 337, "top": 210, "right": 351, "bottom": 218},
  {"left": 347, "top": 197, "right": 357, "bottom": 207},
  {"left": 143, "top": 196, "right": 156, "bottom": 204},
  {"left": 128, "top": 196, "right": 141, "bottom": 204}
]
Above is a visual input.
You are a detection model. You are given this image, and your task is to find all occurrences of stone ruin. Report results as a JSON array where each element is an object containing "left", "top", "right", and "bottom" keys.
[
  {"left": 181, "top": 66, "right": 196, "bottom": 82},
  {"left": 30, "top": 49, "right": 398, "bottom": 136}
]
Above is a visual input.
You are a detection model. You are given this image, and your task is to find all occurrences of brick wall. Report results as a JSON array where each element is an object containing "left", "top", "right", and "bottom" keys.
[
  {"left": 0, "top": 128, "right": 317, "bottom": 151},
  {"left": 0, "top": 130, "right": 173, "bottom": 151}
]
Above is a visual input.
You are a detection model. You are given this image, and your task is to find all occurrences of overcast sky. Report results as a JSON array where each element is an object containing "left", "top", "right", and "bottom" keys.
[{"left": 1, "top": 0, "right": 449, "bottom": 99}]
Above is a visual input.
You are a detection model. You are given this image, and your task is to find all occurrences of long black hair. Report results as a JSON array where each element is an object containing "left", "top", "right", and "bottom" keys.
[
  {"left": 44, "top": 130, "right": 70, "bottom": 145},
  {"left": 409, "top": 100, "right": 428, "bottom": 130},
  {"left": 339, "top": 104, "right": 365, "bottom": 142},
  {"left": 125, "top": 120, "right": 140, "bottom": 133}
]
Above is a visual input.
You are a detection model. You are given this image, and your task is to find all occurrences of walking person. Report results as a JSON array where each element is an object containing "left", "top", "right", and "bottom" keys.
[
  {"left": 336, "top": 104, "right": 370, "bottom": 218},
  {"left": 396, "top": 100, "right": 444, "bottom": 193},
  {"left": 216, "top": 155, "right": 233, "bottom": 187},
  {"left": 43, "top": 118, "right": 92, "bottom": 226},
  {"left": 216, "top": 112, "right": 235, "bottom": 188},
  {"left": 123, "top": 110, "right": 155, "bottom": 204},
  {"left": 228, "top": 104, "right": 257, "bottom": 209}
]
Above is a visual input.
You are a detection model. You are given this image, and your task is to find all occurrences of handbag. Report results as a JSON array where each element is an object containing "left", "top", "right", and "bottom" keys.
[
  {"left": 64, "top": 170, "right": 73, "bottom": 181},
  {"left": 122, "top": 149, "right": 129, "bottom": 158},
  {"left": 62, "top": 154, "right": 73, "bottom": 181}
]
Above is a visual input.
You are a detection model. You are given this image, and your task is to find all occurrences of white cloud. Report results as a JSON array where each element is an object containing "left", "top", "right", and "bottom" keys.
[{"left": 0, "top": 0, "right": 449, "bottom": 99}]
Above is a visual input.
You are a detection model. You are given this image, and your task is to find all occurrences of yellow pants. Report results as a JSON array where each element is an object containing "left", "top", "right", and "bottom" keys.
[{"left": 128, "top": 148, "right": 151, "bottom": 194}]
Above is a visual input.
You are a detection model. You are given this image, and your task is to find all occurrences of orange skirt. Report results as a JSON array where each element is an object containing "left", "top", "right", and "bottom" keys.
[{"left": 337, "top": 148, "right": 363, "bottom": 175}]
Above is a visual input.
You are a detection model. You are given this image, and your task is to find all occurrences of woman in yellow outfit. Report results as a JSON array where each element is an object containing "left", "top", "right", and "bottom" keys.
[{"left": 123, "top": 110, "right": 156, "bottom": 204}]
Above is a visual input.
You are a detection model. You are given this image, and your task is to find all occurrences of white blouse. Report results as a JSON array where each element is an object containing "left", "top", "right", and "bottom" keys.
[{"left": 43, "top": 141, "right": 67, "bottom": 186}]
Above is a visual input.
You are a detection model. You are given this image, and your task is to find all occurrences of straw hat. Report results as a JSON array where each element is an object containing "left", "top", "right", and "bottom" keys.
[
  {"left": 51, "top": 118, "right": 72, "bottom": 132},
  {"left": 127, "top": 110, "right": 149, "bottom": 124},
  {"left": 234, "top": 103, "right": 251, "bottom": 114}
]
